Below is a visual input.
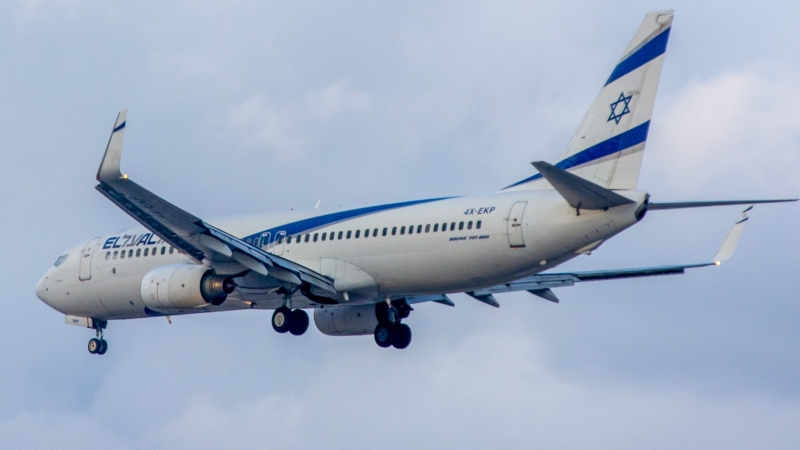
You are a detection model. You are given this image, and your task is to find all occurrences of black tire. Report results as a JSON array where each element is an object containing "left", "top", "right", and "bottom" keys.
[
  {"left": 88, "top": 338, "right": 101, "bottom": 354},
  {"left": 374, "top": 323, "right": 395, "bottom": 348},
  {"left": 289, "top": 309, "right": 309, "bottom": 336},
  {"left": 272, "top": 307, "right": 292, "bottom": 333},
  {"left": 97, "top": 339, "right": 108, "bottom": 355},
  {"left": 392, "top": 323, "right": 412, "bottom": 349}
]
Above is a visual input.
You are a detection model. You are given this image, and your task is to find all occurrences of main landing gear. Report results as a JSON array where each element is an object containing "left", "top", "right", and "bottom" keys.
[
  {"left": 272, "top": 306, "right": 309, "bottom": 336},
  {"left": 87, "top": 319, "right": 108, "bottom": 355},
  {"left": 374, "top": 300, "right": 413, "bottom": 350}
]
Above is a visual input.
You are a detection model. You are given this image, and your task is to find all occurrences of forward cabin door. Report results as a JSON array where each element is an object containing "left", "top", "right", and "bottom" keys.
[
  {"left": 507, "top": 201, "right": 527, "bottom": 248},
  {"left": 79, "top": 237, "right": 101, "bottom": 281}
]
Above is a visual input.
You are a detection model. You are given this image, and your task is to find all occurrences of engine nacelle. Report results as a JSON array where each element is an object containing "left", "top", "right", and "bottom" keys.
[
  {"left": 314, "top": 304, "right": 378, "bottom": 336},
  {"left": 140, "top": 264, "right": 236, "bottom": 313}
]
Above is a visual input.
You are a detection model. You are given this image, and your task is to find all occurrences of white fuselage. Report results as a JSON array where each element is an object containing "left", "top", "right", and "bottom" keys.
[{"left": 36, "top": 189, "right": 647, "bottom": 320}]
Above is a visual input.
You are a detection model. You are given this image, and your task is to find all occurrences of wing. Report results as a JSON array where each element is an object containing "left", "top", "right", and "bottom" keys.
[
  {"left": 457, "top": 205, "right": 754, "bottom": 306},
  {"left": 95, "top": 110, "right": 337, "bottom": 298}
]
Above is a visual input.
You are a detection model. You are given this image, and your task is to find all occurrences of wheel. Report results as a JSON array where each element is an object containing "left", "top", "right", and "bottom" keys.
[
  {"left": 392, "top": 323, "right": 412, "bottom": 349},
  {"left": 88, "top": 338, "right": 101, "bottom": 354},
  {"left": 374, "top": 323, "right": 395, "bottom": 348},
  {"left": 289, "top": 309, "right": 309, "bottom": 336},
  {"left": 272, "top": 307, "right": 292, "bottom": 333},
  {"left": 97, "top": 339, "right": 108, "bottom": 355}
]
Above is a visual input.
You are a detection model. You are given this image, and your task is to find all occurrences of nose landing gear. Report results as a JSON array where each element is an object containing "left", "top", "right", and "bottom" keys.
[
  {"left": 87, "top": 319, "right": 108, "bottom": 355},
  {"left": 88, "top": 337, "right": 107, "bottom": 355}
]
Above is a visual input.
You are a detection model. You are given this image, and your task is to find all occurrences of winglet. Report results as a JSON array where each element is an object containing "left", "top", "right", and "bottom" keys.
[
  {"left": 96, "top": 109, "right": 128, "bottom": 182},
  {"left": 712, "top": 205, "right": 753, "bottom": 264}
]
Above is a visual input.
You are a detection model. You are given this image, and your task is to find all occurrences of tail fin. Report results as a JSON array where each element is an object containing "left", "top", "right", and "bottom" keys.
[{"left": 504, "top": 10, "right": 673, "bottom": 191}]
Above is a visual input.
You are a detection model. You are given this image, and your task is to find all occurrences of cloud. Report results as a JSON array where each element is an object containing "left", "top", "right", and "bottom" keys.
[
  {"left": 226, "top": 80, "right": 370, "bottom": 159},
  {"left": 646, "top": 62, "right": 800, "bottom": 197},
  {"left": 4, "top": 327, "right": 798, "bottom": 449}
]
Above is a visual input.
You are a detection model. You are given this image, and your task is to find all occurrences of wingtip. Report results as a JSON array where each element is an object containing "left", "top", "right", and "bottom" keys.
[
  {"left": 96, "top": 109, "right": 128, "bottom": 182},
  {"left": 711, "top": 205, "right": 753, "bottom": 264}
]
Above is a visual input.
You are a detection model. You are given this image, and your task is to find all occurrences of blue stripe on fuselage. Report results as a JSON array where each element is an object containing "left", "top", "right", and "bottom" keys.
[
  {"left": 245, "top": 197, "right": 454, "bottom": 241},
  {"left": 503, "top": 121, "right": 650, "bottom": 189},
  {"left": 605, "top": 28, "right": 670, "bottom": 86}
]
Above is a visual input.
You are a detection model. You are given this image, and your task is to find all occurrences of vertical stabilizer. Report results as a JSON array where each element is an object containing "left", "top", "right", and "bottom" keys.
[{"left": 504, "top": 11, "right": 673, "bottom": 191}]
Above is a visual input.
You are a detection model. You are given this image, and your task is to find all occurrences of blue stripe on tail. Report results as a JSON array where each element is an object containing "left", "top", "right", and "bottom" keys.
[
  {"left": 605, "top": 28, "right": 670, "bottom": 86},
  {"left": 503, "top": 121, "right": 650, "bottom": 189}
]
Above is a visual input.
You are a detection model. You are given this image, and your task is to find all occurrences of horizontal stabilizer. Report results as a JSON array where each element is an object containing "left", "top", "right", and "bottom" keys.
[
  {"left": 649, "top": 199, "right": 796, "bottom": 210},
  {"left": 531, "top": 161, "right": 635, "bottom": 210}
]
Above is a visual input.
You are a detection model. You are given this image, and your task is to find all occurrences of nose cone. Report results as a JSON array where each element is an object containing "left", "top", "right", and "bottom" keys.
[{"left": 35, "top": 275, "right": 48, "bottom": 303}]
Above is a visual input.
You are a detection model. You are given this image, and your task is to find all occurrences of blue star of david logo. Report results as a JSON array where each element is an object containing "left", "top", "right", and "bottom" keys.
[{"left": 608, "top": 92, "right": 633, "bottom": 125}]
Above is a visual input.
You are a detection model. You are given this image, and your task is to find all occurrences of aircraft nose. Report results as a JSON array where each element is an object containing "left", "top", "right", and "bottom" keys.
[{"left": 35, "top": 275, "right": 47, "bottom": 302}]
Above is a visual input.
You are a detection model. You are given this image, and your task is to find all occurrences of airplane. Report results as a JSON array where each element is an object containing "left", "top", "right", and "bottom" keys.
[{"left": 35, "top": 10, "right": 796, "bottom": 355}]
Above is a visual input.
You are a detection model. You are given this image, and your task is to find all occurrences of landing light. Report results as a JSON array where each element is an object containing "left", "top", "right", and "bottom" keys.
[{"left": 714, "top": 261, "right": 721, "bottom": 266}]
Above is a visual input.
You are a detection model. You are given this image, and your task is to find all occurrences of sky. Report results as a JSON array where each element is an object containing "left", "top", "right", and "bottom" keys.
[{"left": 2, "top": 0, "right": 800, "bottom": 448}]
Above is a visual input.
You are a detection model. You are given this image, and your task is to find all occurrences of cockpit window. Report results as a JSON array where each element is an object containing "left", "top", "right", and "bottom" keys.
[{"left": 54, "top": 254, "right": 68, "bottom": 267}]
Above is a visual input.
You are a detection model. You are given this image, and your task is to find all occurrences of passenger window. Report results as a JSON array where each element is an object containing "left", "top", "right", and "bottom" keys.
[
  {"left": 346, "top": 230, "right": 352, "bottom": 239},
  {"left": 113, "top": 251, "right": 118, "bottom": 259},
  {"left": 277, "top": 236, "right": 284, "bottom": 244},
  {"left": 287, "top": 236, "right": 292, "bottom": 244},
  {"left": 467, "top": 221, "right": 473, "bottom": 230},
  {"left": 129, "top": 249, "right": 134, "bottom": 258},
  {"left": 321, "top": 232, "right": 326, "bottom": 241},
  {"left": 355, "top": 230, "right": 360, "bottom": 238},
  {"left": 383, "top": 228, "right": 388, "bottom": 236},
  {"left": 161, "top": 246, "right": 166, "bottom": 255},
  {"left": 364, "top": 229, "right": 369, "bottom": 238},
  {"left": 120, "top": 250, "right": 125, "bottom": 259},
  {"left": 433, "top": 223, "right": 439, "bottom": 232},
  {"left": 400, "top": 226, "right": 406, "bottom": 235},
  {"left": 477, "top": 220, "right": 482, "bottom": 229},
  {"left": 408, "top": 225, "right": 413, "bottom": 235},
  {"left": 313, "top": 233, "right": 318, "bottom": 242},
  {"left": 105, "top": 252, "right": 110, "bottom": 261},
  {"left": 450, "top": 222, "right": 456, "bottom": 231},
  {"left": 338, "top": 231, "right": 343, "bottom": 240},
  {"left": 374, "top": 228, "right": 379, "bottom": 237},
  {"left": 304, "top": 234, "right": 310, "bottom": 243},
  {"left": 425, "top": 224, "right": 430, "bottom": 233},
  {"left": 459, "top": 222, "right": 464, "bottom": 230},
  {"left": 392, "top": 227, "right": 397, "bottom": 236},
  {"left": 169, "top": 247, "right": 174, "bottom": 254},
  {"left": 136, "top": 249, "right": 141, "bottom": 257},
  {"left": 417, "top": 225, "right": 422, "bottom": 234},
  {"left": 144, "top": 248, "right": 149, "bottom": 256}
]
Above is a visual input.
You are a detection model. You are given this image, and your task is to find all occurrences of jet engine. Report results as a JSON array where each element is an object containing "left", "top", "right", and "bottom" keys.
[
  {"left": 140, "top": 263, "right": 236, "bottom": 313},
  {"left": 314, "top": 304, "right": 378, "bottom": 336}
]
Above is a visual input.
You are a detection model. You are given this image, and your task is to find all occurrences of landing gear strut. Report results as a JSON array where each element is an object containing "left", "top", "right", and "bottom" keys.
[
  {"left": 87, "top": 319, "right": 108, "bottom": 355},
  {"left": 374, "top": 300, "right": 413, "bottom": 350}
]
